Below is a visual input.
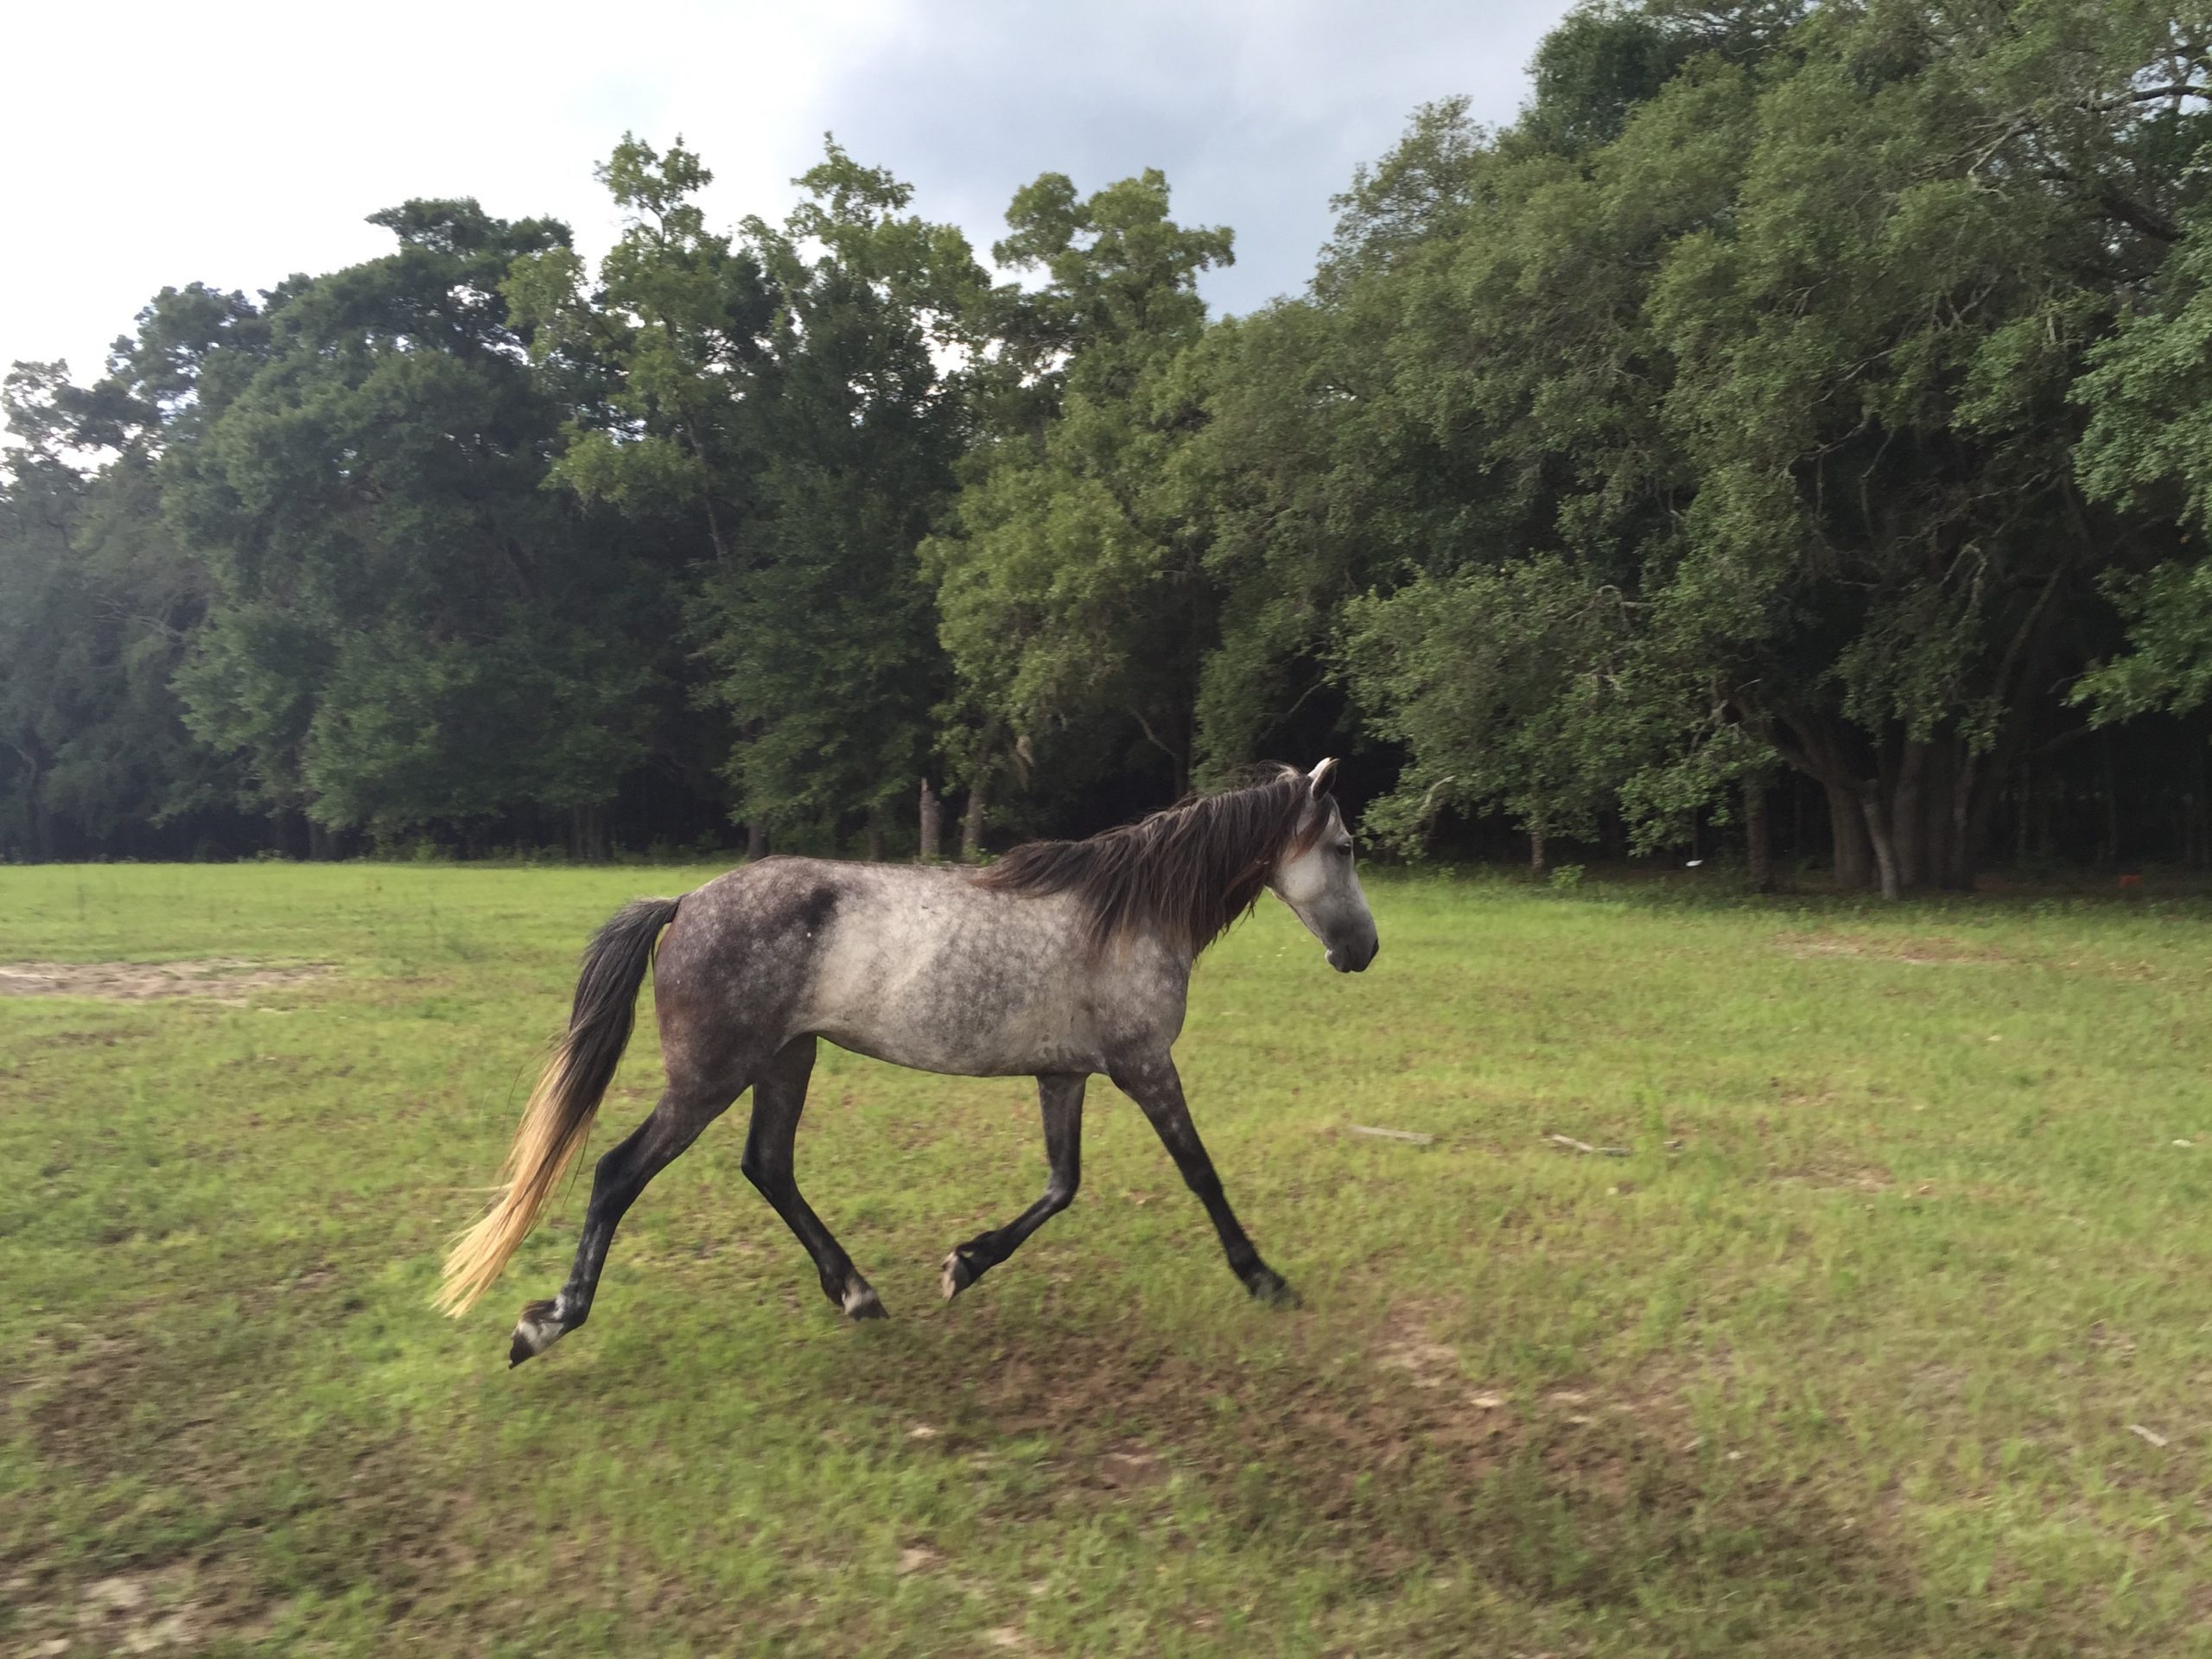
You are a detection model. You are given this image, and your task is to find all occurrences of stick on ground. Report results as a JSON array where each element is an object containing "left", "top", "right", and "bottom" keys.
[{"left": 1545, "top": 1131, "right": 1630, "bottom": 1157}]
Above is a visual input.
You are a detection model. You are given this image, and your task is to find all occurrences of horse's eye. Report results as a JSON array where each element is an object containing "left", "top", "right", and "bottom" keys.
[{"left": 1336, "top": 842, "right": 1355, "bottom": 857}]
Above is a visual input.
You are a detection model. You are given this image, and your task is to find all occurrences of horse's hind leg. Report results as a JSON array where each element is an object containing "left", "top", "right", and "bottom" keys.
[
  {"left": 510, "top": 1075, "right": 742, "bottom": 1365},
  {"left": 941, "top": 1073, "right": 1084, "bottom": 1301},
  {"left": 740, "top": 1036, "right": 885, "bottom": 1320}
]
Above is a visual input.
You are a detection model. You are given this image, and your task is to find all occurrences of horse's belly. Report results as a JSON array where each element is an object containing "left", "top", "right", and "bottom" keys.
[
  {"left": 804, "top": 963, "right": 1098, "bottom": 1078},
  {"left": 818, "top": 1027, "right": 1090, "bottom": 1078},
  {"left": 814, "top": 1007, "right": 1096, "bottom": 1078}
]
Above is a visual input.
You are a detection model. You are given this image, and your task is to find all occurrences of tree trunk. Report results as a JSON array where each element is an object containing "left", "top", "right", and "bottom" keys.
[
  {"left": 864, "top": 810, "right": 885, "bottom": 863},
  {"left": 308, "top": 818, "right": 335, "bottom": 861},
  {"left": 918, "top": 778, "right": 942, "bottom": 862},
  {"left": 1892, "top": 739, "right": 1928, "bottom": 892},
  {"left": 747, "top": 821, "right": 768, "bottom": 861},
  {"left": 1826, "top": 783, "right": 1871, "bottom": 890},
  {"left": 1745, "top": 779, "right": 1772, "bottom": 893},
  {"left": 1955, "top": 747, "right": 2001, "bottom": 893},
  {"left": 1859, "top": 791, "right": 1902, "bottom": 900},
  {"left": 2199, "top": 747, "right": 2212, "bottom": 870},
  {"left": 2100, "top": 728, "right": 2121, "bottom": 868},
  {"left": 1529, "top": 824, "right": 1548, "bottom": 880},
  {"left": 571, "top": 804, "right": 608, "bottom": 862},
  {"left": 962, "top": 767, "right": 991, "bottom": 863}
]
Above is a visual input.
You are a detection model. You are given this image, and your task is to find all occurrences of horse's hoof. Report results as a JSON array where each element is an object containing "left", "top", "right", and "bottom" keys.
[
  {"left": 940, "top": 1249, "right": 981, "bottom": 1301},
  {"left": 1248, "top": 1269, "right": 1300, "bottom": 1308},
  {"left": 509, "top": 1298, "right": 566, "bottom": 1366},
  {"left": 842, "top": 1282, "right": 888, "bottom": 1321}
]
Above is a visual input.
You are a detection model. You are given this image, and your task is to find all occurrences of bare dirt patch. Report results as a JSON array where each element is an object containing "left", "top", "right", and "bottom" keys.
[
  {"left": 1777, "top": 931, "right": 2016, "bottom": 966},
  {"left": 1777, "top": 931, "right": 2024, "bottom": 967},
  {"left": 0, "top": 958, "right": 334, "bottom": 1004},
  {"left": 1776, "top": 1163, "right": 1897, "bottom": 1193}
]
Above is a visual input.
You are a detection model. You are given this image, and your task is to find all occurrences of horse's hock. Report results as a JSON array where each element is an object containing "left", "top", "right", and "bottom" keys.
[{"left": 0, "top": 958, "right": 335, "bottom": 1003}]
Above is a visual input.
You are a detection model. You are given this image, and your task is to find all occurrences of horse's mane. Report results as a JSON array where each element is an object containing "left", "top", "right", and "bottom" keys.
[{"left": 976, "top": 766, "right": 1329, "bottom": 954}]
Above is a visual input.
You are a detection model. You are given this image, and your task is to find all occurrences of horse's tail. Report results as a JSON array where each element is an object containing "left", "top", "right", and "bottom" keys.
[{"left": 435, "top": 895, "right": 683, "bottom": 1316}]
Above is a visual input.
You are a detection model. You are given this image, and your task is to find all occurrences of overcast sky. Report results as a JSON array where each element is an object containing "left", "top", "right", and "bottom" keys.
[{"left": 4, "top": 0, "right": 1575, "bottom": 383}]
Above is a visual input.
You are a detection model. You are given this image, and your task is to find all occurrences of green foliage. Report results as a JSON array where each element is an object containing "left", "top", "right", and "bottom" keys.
[
  {"left": 150, "top": 200, "right": 661, "bottom": 836},
  {"left": 925, "top": 169, "right": 1233, "bottom": 800},
  {"left": 1275, "top": 0, "right": 2212, "bottom": 888},
  {"left": 0, "top": 368, "right": 229, "bottom": 858},
  {"left": 1343, "top": 561, "right": 1649, "bottom": 850},
  {"left": 2074, "top": 561, "right": 2212, "bottom": 720},
  {"left": 507, "top": 136, "right": 775, "bottom": 541},
  {"left": 1522, "top": 0, "right": 1700, "bottom": 155},
  {"left": 514, "top": 137, "right": 974, "bottom": 843},
  {"left": 6, "top": 0, "right": 2212, "bottom": 879}
]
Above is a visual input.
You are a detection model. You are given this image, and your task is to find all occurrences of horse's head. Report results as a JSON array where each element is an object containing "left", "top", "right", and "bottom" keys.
[{"left": 1268, "top": 759, "right": 1379, "bottom": 974}]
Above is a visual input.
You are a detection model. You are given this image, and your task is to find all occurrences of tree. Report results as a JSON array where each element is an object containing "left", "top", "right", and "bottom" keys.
[
  {"left": 514, "top": 137, "right": 977, "bottom": 851},
  {"left": 0, "top": 363, "right": 229, "bottom": 860},
  {"left": 923, "top": 168, "right": 1233, "bottom": 840},
  {"left": 1342, "top": 559, "right": 1698, "bottom": 872},
  {"left": 160, "top": 201, "right": 658, "bottom": 844},
  {"left": 1258, "top": 0, "right": 2204, "bottom": 893}
]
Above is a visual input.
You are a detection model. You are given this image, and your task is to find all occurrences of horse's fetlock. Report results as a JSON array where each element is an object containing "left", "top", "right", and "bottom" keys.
[
  {"left": 940, "top": 1247, "right": 984, "bottom": 1301},
  {"left": 509, "top": 1298, "right": 571, "bottom": 1367},
  {"left": 841, "top": 1277, "right": 887, "bottom": 1320}
]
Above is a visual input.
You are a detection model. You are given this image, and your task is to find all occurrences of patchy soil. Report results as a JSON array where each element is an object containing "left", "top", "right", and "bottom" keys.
[
  {"left": 1776, "top": 1164, "right": 1898, "bottom": 1193},
  {"left": 0, "top": 958, "right": 334, "bottom": 1004},
  {"left": 1777, "top": 932, "right": 2016, "bottom": 966}
]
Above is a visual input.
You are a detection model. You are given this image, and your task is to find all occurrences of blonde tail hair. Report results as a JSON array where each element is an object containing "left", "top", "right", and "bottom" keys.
[{"left": 435, "top": 896, "right": 682, "bottom": 1315}]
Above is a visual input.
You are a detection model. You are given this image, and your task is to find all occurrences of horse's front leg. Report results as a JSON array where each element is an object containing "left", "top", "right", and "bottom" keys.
[
  {"left": 941, "top": 1073, "right": 1084, "bottom": 1300},
  {"left": 1109, "top": 1052, "right": 1296, "bottom": 1306}
]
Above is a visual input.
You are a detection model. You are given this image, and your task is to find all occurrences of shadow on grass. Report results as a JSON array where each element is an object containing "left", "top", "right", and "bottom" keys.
[{"left": 735, "top": 1300, "right": 1937, "bottom": 1655}]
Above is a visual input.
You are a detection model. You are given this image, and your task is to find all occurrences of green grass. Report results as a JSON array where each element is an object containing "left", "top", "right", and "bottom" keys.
[{"left": 3, "top": 863, "right": 2209, "bottom": 1656}]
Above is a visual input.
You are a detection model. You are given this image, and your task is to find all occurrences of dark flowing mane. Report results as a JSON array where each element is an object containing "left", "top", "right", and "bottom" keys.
[{"left": 976, "top": 767, "right": 1328, "bottom": 954}]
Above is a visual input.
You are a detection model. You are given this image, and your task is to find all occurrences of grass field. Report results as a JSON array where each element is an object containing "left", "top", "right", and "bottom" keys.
[{"left": 3, "top": 863, "right": 2209, "bottom": 1656}]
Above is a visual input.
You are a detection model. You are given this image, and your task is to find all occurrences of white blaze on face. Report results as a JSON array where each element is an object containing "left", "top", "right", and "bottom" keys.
[
  {"left": 1268, "top": 760, "right": 1376, "bottom": 970},
  {"left": 1272, "top": 822, "right": 1338, "bottom": 912}
]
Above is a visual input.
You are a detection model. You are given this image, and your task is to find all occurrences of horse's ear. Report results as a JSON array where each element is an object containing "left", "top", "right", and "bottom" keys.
[{"left": 1306, "top": 758, "right": 1338, "bottom": 800}]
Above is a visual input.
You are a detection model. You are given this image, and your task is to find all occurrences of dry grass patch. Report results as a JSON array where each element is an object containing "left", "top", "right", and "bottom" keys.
[
  {"left": 0, "top": 958, "right": 334, "bottom": 1003},
  {"left": 1776, "top": 932, "right": 2015, "bottom": 966}
]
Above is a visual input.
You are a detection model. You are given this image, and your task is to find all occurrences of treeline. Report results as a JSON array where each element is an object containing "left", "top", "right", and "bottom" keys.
[{"left": 6, "top": 0, "right": 2212, "bottom": 893}]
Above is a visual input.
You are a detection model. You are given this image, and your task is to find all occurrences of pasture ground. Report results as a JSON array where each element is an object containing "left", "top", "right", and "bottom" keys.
[{"left": 2, "top": 863, "right": 2209, "bottom": 1656}]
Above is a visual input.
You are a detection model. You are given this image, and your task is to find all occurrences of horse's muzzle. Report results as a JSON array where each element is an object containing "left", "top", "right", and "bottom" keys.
[{"left": 1328, "top": 933, "right": 1379, "bottom": 973}]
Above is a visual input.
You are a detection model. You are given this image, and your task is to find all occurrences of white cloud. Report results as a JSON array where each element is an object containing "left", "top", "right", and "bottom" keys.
[{"left": 1, "top": 0, "right": 1570, "bottom": 383}]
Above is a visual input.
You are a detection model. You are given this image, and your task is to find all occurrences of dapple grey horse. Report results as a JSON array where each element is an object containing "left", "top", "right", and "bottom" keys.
[{"left": 438, "top": 760, "right": 1377, "bottom": 1366}]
